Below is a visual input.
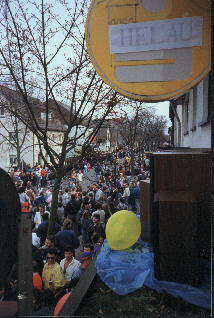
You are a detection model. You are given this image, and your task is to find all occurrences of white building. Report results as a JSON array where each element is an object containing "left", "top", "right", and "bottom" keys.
[
  {"left": 169, "top": 74, "right": 211, "bottom": 149},
  {"left": 0, "top": 102, "right": 66, "bottom": 171},
  {"left": 67, "top": 125, "right": 93, "bottom": 157},
  {"left": 0, "top": 91, "right": 36, "bottom": 170},
  {"left": 94, "top": 126, "right": 111, "bottom": 152},
  {"left": 0, "top": 87, "right": 89, "bottom": 171},
  {"left": 0, "top": 106, "right": 34, "bottom": 170}
]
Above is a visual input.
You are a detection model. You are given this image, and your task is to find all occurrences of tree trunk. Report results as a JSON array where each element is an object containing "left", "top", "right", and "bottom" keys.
[
  {"left": 48, "top": 168, "right": 63, "bottom": 235},
  {"left": 130, "top": 148, "right": 135, "bottom": 176},
  {"left": 17, "top": 148, "right": 21, "bottom": 169}
]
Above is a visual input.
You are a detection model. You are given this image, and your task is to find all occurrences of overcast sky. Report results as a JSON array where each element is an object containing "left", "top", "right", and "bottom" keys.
[{"left": 153, "top": 100, "right": 171, "bottom": 132}]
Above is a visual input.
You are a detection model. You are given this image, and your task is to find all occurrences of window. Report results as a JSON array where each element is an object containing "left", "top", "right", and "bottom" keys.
[
  {"left": 198, "top": 74, "right": 209, "bottom": 126},
  {"left": 9, "top": 155, "right": 17, "bottom": 166},
  {"left": 183, "top": 93, "right": 189, "bottom": 135},
  {"left": 41, "top": 112, "right": 46, "bottom": 120},
  {"left": 38, "top": 153, "right": 43, "bottom": 165},
  {"left": 9, "top": 132, "right": 16, "bottom": 142},
  {"left": 41, "top": 112, "right": 52, "bottom": 120},
  {"left": 57, "top": 135, "right": 63, "bottom": 142},
  {"left": 0, "top": 106, "right": 5, "bottom": 117},
  {"left": 191, "top": 86, "right": 197, "bottom": 131}
]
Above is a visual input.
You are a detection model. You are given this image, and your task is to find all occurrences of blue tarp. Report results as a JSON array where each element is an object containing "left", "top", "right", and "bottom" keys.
[{"left": 95, "top": 239, "right": 211, "bottom": 309}]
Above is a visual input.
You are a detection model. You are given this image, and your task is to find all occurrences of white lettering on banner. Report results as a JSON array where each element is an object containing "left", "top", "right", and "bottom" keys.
[{"left": 109, "top": 16, "right": 203, "bottom": 54}]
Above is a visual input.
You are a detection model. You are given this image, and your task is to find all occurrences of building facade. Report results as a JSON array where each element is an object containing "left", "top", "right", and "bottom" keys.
[
  {"left": 169, "top": 74, "right": 211, "bottom": 149},
  {"left": 0, "top": 88, "right": 89, "bottom": 171}
]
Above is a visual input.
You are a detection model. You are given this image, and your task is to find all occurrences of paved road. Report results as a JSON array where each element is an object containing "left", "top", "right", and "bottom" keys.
[
  {"left": 60, "top": 168, "right": 97, "bottom": 192},
  {"left": 82, "top": 168, "right": 97, "bottom": 191}
]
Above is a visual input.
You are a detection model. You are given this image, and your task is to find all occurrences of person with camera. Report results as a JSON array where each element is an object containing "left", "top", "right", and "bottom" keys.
[{"left": 42, "top": 247, "right": 66, "bottom": 305}]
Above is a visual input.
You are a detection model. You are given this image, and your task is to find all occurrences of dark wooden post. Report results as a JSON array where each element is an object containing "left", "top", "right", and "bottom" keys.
[
  {"left": 140, "top": 180, "right": 152, "bottom": 243},
  {"left": 17, "top": 213, "right": 33, "bottom": 316},
  {"left": 211, "top": 2, "right": 214, "bottom": 315},
  {"left": 150, "top": 152, "right": 211, "bottom": 287},
  {"left": 0, "top": 168, "right": 19, "bottom": 316}
]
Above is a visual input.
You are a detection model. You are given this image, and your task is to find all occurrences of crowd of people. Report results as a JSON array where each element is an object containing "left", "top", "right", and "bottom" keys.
[{"left": 1, "top": 151, "right": 150, "bottom": 311}]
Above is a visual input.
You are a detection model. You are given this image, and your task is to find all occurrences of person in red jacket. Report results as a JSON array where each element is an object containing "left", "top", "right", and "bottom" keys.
[
  {"left": 21, "top": 200, "right": 30, "bottom": 213},
  {"left": 32, "top": 260, "right": 43, "bottom": 310},
  {"left": 40, "top": 167, "right": 48, "bottom": 187},
  {"left": 33, "top": 272, "right": 42, "bottom": 291}
]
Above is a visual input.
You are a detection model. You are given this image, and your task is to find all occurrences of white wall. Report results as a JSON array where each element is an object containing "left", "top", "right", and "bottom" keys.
[
  {"left": 182, "top": 121, "right": 211, "bottom": 148},
  {"left": 0, "top": 109, "right": 35, "bottom": 171},
  {"left": 67, "top": 125, "right": 92, "bottom": 156},
  {"left": 0, "top": 104, "right": 66, "bottom": 171},
  {"left": 182, "top": 75, "right": 210, "bottom": 148},
  {"left": 173, "top": 104, "right": 182, "bottom": 147}
]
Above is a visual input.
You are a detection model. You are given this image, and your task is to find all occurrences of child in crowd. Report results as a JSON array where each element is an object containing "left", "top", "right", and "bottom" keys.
[{"left": 91, "top": 233, "right": 104, "bottom": 259}]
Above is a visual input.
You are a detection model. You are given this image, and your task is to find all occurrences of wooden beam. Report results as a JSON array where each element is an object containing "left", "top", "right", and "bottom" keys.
[
  {"left": 57, "top": 257, "right": 97, "bottom": 316},
  {"left": 0, "top": 301, "right": 17, "bottom": 317}
]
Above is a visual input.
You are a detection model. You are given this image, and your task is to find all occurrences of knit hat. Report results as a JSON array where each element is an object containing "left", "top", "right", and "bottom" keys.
[{"left": 81, "top": 252, "right": 91, "bottom": 261}]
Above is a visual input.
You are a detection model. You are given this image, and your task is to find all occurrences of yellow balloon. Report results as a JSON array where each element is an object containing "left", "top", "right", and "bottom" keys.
[{"left": 106, "top": 210, "right": 141, "bottom": 250}]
